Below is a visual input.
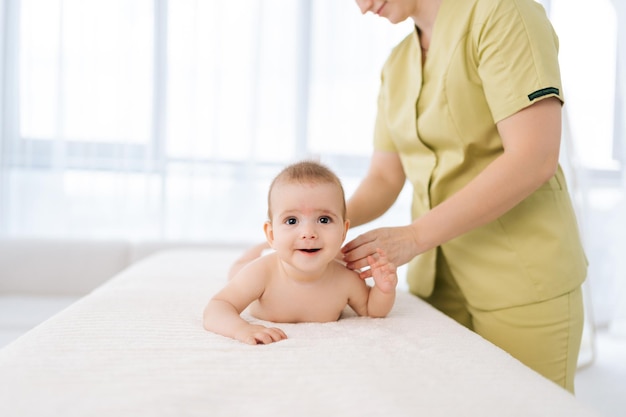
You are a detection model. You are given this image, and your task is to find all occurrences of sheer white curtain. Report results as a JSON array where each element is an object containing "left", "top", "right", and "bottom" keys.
[
  {"left": 550, "top": 0, "right": 625, "bottom": 333},
  {"left": 608, "top": 0, "right": 626, "bottom": 335},
  {"left": 555, "top": 0, "right": 624, "bottom": 333},
  {"left": 2, "top": 0, "right": 624, "bottom": 330},
  {"left": 0, "top": 0, "right": 412, "bottom": 243}
]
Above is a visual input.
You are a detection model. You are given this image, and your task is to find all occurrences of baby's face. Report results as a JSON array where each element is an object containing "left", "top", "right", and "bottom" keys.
[{"left": 266, "top": 181, "right": 348, "bottom": 276}]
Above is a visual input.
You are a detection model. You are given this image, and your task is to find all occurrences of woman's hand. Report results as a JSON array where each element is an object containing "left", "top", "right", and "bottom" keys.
[{"left": 342, "top": 225, "right": 419, "bottom": 279}]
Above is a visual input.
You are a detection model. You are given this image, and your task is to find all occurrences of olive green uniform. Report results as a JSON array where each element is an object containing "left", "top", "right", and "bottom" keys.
[{"left": 373, "top": 0, "right": 587, "bottom": 392}]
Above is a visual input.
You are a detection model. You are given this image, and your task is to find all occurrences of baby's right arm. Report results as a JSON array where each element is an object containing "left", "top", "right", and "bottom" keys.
[
  {"left": 203, "top": 258, "right": 287, "bottom": 345},
  {"left": 203, "top": 298, "right": 286, "bottom": 345}
]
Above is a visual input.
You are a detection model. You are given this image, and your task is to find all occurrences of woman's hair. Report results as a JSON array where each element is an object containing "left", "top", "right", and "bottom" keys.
[{"left": 267, "top": 160, "right": 346, "bottom": 219}]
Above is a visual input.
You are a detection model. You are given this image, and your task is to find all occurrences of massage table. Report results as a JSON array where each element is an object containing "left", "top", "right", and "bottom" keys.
[{"left": 0, "top": 248, "right": 600, "bottom": 416}]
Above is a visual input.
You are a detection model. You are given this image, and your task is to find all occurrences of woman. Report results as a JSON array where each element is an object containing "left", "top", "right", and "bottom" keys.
[{"left": 341, "top": 0, "right": 587, "bottom": 393}]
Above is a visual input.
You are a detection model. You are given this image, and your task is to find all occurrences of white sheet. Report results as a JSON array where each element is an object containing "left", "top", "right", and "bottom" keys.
[{"left": 0, "top": 249, "right": 600, "bottom": 416}]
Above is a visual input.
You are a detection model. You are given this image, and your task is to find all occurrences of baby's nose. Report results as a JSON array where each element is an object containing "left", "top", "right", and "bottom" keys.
[{"left": 300, "top": 224, "right": 318, "bottom": 239}]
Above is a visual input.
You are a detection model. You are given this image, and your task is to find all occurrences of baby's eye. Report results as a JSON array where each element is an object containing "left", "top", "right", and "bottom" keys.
[
  {"left": 318, "top": 216, "right": 332, "bottom": 224},
  {"left": 285, "top": 217, "right": 298, "bottom": 225}
]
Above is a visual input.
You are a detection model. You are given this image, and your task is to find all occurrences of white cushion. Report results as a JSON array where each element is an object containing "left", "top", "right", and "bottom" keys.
[{"left": 0, "top": 238, "right": 131, "bottom": 295}]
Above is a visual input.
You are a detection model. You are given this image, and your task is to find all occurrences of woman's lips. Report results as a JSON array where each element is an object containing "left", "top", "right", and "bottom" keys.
[{"left": 376, "top": 1, "right": 387, "bottom": 15}]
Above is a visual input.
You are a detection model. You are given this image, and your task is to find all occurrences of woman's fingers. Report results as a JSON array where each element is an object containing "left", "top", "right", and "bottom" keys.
[
  {"left": 343, "top": 226, "right": 418, "bottom": 271},
  {"left": 342, "top": 232, "right": 381, "bottom": 270}
]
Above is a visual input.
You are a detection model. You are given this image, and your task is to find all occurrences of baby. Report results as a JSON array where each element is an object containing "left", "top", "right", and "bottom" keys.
[{"left": 203, "top": 160, "right": 397, "bottom": 344}]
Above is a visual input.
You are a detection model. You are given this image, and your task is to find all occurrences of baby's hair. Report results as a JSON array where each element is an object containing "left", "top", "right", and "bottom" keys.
[{"left": 267, "top": 160, "right": 346, "bottom": 220}]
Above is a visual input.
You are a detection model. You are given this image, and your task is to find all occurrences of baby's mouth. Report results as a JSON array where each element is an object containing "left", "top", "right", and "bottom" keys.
[{"left": 299, "top": 248, "right": 321, "bottom": 253}]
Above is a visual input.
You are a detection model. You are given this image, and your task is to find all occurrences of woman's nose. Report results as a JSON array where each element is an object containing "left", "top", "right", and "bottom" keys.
[{"left": 355, "top": 0, "right": 373, "bottom": 15}]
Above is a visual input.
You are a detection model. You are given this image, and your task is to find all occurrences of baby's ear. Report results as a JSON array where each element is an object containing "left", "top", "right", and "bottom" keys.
[
  {"left": 263, "top": 221, "right": 275, "bottom": 247},
  {"left": 343, "top": 219, "right": 350, "bottom": 239}
]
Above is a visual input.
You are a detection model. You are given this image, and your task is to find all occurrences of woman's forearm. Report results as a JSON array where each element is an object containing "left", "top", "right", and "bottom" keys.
[
  {"left": 343, "top": 98, "right": 563, "bottom": 274},
  {"left": 411, "top": 98, "right": 562, "bottom": 253},
  {"left": 346, "top": 151, "right": 406, "bottom": 228},
  {"left": 412, "top": 150, "right": 554, "bottom": 252}
]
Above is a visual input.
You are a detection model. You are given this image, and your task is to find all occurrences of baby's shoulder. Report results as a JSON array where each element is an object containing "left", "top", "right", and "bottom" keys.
[
  {"left": 330, "top": 260, "right": 365, "bottom": 284},
  {"left": 232, "top": 251, "right": 277, "bottom": 282}
]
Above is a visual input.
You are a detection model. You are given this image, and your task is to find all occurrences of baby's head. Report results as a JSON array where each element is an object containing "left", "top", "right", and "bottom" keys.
[
  {"left": 267, "top": 161, "right": 346, "bottom": 222},
  {"left": 264, "top": 160, "right": 349, "bottom": 269}
]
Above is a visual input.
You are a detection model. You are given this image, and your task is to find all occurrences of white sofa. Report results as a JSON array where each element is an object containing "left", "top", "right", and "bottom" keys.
[{"left": 0, "top": 238, "right": 243, "bottom": 347}]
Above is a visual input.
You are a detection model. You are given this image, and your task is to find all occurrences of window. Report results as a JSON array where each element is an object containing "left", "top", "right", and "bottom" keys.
[
  {"left": 0, "top": 0, "right": 412, "bottom": 241},
  {"left": 549, "top": 0, "right": 620, "bottom": 172}
]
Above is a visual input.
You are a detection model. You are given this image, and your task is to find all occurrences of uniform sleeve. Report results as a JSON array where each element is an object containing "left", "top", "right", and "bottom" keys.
[{"left": 476, "top": 0, "right": 564, "bottom": 123}]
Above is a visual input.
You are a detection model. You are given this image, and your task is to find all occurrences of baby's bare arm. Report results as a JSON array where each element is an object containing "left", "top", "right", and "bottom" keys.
[
  {"left": 204, "top": 258, "right": 287, "bottom": 345},
  {"left": 365, "top": 248, "right": 397, "bottom": 317},
  {"left": 345, "top": 249, "right": 397, "bottom": 318},
  {"left": 203, "top": 299, "right": 286, "bottom": 345}
]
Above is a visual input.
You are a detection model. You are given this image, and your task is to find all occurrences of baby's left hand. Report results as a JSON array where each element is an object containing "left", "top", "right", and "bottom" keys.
[{"left": 367, "top": 248, "right": 398, "bottom": 294}]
